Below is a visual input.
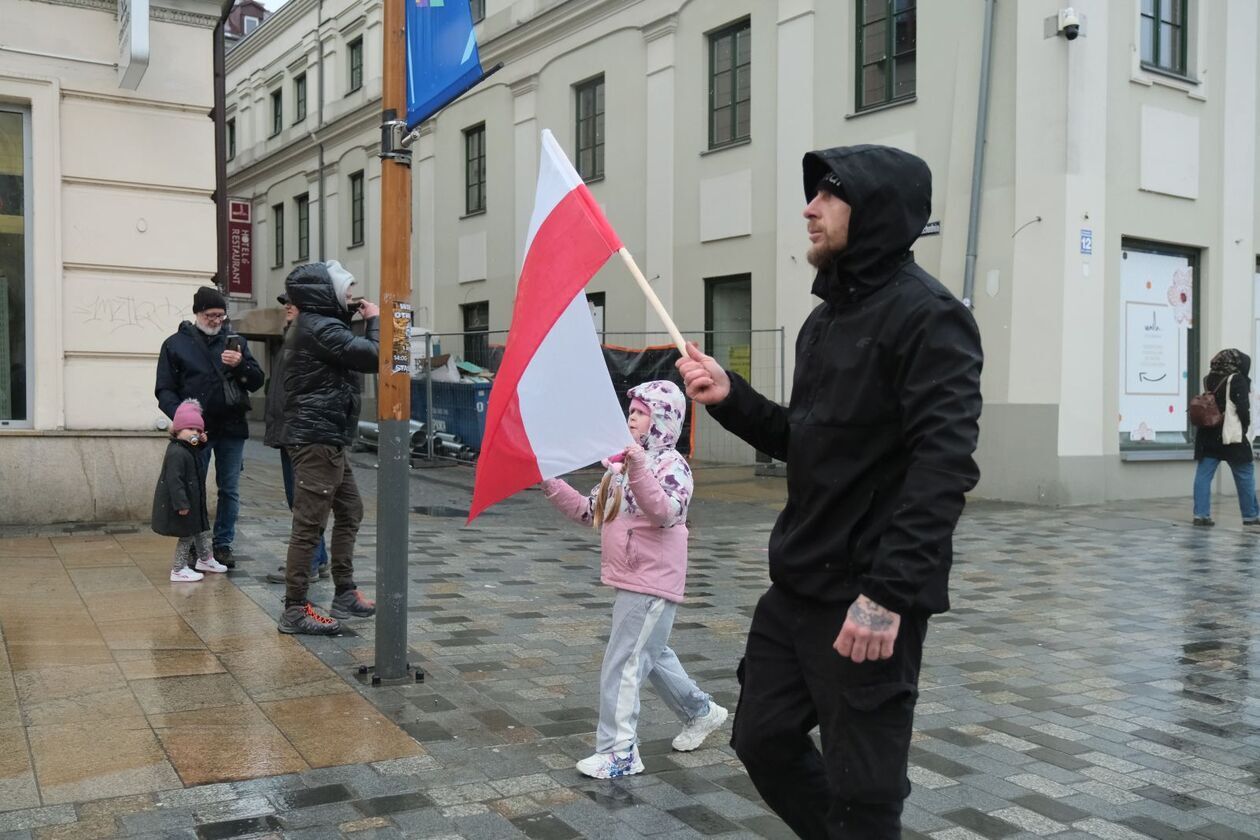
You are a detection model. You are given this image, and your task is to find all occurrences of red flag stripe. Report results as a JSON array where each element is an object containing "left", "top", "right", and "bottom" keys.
[{"left": 469, "top": 184, "right": 621, "bottom": 521}]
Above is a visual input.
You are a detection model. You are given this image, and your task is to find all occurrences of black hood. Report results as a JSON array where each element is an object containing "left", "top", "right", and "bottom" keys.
[
  {"left": 802, "top": 144, "right": 932, "bottom": 302},
  {"left": 285, "top": 262, "right": 344, "bottom": 317}
]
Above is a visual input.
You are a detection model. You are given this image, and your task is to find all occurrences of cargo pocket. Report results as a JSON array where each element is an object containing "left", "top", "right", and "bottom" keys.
[{"left": 832, "top": 681, "right": 918, "bottom": 802}]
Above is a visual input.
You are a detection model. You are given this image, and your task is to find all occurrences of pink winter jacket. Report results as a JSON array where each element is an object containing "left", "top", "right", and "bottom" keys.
[{"left": 541, "top": 381, "right": 693, "bottom": 603}]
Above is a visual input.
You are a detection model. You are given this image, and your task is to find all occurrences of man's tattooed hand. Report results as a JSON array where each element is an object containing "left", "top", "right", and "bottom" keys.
[{"left": 833, "top": 595, "right": 900, "bottom": 663}]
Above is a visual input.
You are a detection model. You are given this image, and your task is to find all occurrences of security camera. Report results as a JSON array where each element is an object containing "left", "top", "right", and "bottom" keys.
[{"left": 1058, "top": 7, "right": 1081, "bottom": 40}]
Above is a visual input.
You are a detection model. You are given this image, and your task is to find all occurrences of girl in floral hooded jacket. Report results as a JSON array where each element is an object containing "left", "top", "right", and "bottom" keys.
[{"left": 541, "top": 380, "right": 727, "bottom": 780}]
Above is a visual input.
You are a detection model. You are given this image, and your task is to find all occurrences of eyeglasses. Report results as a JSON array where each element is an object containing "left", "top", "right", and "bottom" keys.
[{"left": 200, "top": 312, "right": 227, "bottom": 322}]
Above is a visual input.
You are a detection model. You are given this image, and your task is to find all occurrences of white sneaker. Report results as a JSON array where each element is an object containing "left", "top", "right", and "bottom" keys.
[
  {"left": 195, "top": 557, "right": 228, "bottom": 574},
  {"left": 170, "top": 567, "right": 205, "bottom": 583},
  {"left": 575, "top": 749, "right": 644, "bottom": 780},
  {"left": 672, "top": 702, "right": 728, "bottom": 752}
]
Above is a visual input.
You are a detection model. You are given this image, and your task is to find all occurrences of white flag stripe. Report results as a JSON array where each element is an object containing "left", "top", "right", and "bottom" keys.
[
  {"left": 518, "top": 292, "right": 632, "bottom": 479},
  {"left": 523, "top": 129, "right": 586, "bottom": 255}
]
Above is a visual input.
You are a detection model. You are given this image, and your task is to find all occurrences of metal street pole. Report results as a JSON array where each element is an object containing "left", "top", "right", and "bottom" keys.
[{"left": 371, "top": 0, "right": 416, "bottom": 685}]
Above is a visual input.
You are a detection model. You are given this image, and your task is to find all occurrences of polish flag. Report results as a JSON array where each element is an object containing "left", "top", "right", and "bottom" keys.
[{"left": 468, "top": 130, "right": 633, "bottom": 522}]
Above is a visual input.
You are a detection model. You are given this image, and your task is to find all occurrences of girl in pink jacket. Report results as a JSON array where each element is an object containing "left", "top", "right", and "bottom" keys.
[{"left": 541, "top": 380, "right": 727, "bottom": 779}]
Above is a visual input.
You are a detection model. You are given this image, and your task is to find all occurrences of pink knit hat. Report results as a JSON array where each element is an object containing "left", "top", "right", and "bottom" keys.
[
  {"left": 629, "top": 397, "right": 650, "bottom": 417},
  {"left": 171, "top": 399, "right": 204, "bottom": 433}
]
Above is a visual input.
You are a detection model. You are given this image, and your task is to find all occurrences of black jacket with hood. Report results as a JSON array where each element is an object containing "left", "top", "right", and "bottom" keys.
[
  {"left": 155, "top": 321, "right": 264, "bottom": 439},
  {"left": 282, "top": 262, "right": 379, "bottom": 447},
  {"left": 709, "top": 145, "right": 983, "bottom": 615},
  {"left": 1194, "top": 351, "right": 1252, "bottom": 465}
]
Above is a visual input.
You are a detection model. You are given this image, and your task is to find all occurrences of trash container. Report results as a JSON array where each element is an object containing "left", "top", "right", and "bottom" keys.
[{"left": 410, "top": 380, "right": 492, "bottom": 450}]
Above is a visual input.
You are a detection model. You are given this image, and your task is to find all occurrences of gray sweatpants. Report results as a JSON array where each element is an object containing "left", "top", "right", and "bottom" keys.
[{"left": 597, "top": 589, "right": 711, "bottom": 754}]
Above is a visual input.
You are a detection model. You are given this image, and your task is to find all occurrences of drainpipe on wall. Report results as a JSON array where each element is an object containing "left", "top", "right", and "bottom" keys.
[
  {"left": 961, "top": 0, "right": 997, "bottom": 309},
  {"left": 311, "top": 0, "right": 326, "bottom": 260},
  {"left": 212, "top": 0, "right": 234, "bottom": 290}
]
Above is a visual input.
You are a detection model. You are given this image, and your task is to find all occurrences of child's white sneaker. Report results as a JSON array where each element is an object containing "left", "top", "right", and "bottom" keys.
[
  {"left": 575, "top": 749, "right": 644, "bottom": 779},
  {"left": 170, "top": 567, "right": 204, "bottom": 583},
  {"left": 672, "top": 702, "right": 728, "bottom": 752},
  {"left": 195, "top": 557, "right": 228, "bottom": 574}
]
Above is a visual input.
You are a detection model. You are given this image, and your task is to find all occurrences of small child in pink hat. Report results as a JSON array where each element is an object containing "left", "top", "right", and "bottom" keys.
[{"left": 151, "top": 399, "right": 228, "bottom": 581}]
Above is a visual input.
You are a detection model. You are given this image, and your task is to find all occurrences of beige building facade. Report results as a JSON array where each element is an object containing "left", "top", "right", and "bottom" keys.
[
  {"left": 228, "top": 0, "right": 1260, "bottom": 506},
  {"left": 1, "top": 0, "right": 227, "bottom": 524}
]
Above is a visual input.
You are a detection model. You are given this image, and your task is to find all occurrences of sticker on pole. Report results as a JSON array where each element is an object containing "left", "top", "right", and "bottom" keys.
[{"left": 391, "top": 302, "right": 413, "bottom": 374}]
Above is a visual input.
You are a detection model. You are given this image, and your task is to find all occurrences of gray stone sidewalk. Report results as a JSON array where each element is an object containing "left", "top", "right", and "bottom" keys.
[{"left": 2, "top": 440, "right": 1259, "bottom": 839}]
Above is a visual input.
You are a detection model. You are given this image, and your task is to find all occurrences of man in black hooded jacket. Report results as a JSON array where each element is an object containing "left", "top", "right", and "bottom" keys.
[
  {"left": 277, "top": 261, "right": 381, "bottom": 635},
  {"left": 677, "top": 145, "right": 983, "bottom": 838}
]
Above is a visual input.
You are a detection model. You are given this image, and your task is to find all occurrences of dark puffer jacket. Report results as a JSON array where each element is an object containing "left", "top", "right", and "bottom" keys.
[
  {"left": 708, "top": 144, "right": 984, "bottom": 616},
  {"left": 155, "top": 321, "right": 263, "bottom": 439},
  {"left": 151, "top": 438, "right": 210, "bottom": 538},
  {"left": 1194, "top": 352, "right": 1253, "bottom": 466},
  {"left": 282, "top": 263, "right": 379, "bottom": 447}
]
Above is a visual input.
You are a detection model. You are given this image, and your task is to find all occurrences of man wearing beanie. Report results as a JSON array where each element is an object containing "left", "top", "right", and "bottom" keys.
[
  {"left": 277, "top": 261, "right": 381, "bottom": 635},
  {"left": 677, "top": 145, "right": 983, "bottom": 838},
  {"left": 155, "top": 285, "right": 264, "bottom": 568}
]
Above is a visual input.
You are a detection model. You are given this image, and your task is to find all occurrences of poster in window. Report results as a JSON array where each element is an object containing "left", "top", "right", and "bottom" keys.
[{"left": 1118, "top": 248, "right": 1192, "bottom": 437}]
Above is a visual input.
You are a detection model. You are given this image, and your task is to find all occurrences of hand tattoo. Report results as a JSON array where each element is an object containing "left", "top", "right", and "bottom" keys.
[{"left": 847, "top": 597, "right": 895, "bottom": 631}]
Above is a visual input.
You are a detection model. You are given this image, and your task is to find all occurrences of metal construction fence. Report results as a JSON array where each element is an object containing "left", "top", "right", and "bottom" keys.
[{"left": 397, "top": 328, "right": 786, "bottom": 465}]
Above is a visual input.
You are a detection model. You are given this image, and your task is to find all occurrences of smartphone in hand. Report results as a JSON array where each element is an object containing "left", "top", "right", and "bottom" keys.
[{"left": 226, "top": 335, "right": 243, "bottom": 353}]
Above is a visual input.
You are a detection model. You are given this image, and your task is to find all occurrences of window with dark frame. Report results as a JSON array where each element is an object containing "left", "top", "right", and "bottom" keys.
[
  {"left": 295, "top": 194, "right": 309, "bottom": 261},
  {"left": 462, "top": 301, "right": 490, "bottom": 368},
  {"left": 1118, "top": 239, "right": 1200, "bottom": 451},
  {"left": 348, "top": 37, "right": 363, "bottom": 93},
  {"left": 0, "top": 108, "right": 31, "bottom": 425},
  {"left": 227, "top": 118, "right": 236, "bottom": 160},
  {"left": 470, "top": 0, "right": 485, "bottom": 23},
  {"left": 575, "top": 76, "right": 605, "bottom": 181},
  {"left": 294, "top": 73, "right": 307, "bottom": 123},
  {"left": 1140, "top": 0, "right": 1188, "bottom": 76},
  {"left": 272, "top": 202, "right": 284, "bottom": 267},
  {"left": 708, "top": 20, "right": 751, "bottom": 149},
  {"left": 464, "top": 124, "right": 486, "bottom": 215},
  {"left": 349, "top": 170, "right": 364, "bottom": 246},
  {"left": 270, "top": 89, "right": 282, "bottom": 137},
  {"left": 857, "top": 0, "right": 916, "bottom": 111}
]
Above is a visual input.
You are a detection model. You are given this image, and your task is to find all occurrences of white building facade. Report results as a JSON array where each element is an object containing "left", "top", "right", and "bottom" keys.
[
  {"left": 1, "top": 0, "right": 226, "bottom": 524},
  {"left": 227, "top": 0, "right": 1260, "bottom": 506}
]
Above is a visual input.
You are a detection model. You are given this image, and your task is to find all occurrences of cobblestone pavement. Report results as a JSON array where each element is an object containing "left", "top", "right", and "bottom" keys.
[{"left": 1, "top": 440, "right": 1259, "bottom": 839}]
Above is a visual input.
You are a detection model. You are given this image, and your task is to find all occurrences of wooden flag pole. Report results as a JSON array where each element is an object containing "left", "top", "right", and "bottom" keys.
[{"left": 617, "top": 247, "right": 687, "bottom": 356}]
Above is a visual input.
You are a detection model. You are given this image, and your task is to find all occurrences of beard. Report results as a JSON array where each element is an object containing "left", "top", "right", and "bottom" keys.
[
  {"left": 806, "top": 241, "right": 838, "bottom": 270},
  {"left": 195, "top": 320, "right": 222, "bottom": 336}
]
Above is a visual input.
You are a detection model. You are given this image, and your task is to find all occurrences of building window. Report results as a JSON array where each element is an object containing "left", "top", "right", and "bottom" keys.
[
  {"left": 470, "top": 0, "right": 485, "bottom": 23},
  {"left": 348, "top": 37, "right": 364, "bottom": 93},
  {"left": 295, "top": 194, "right": 309, "bottom": 261},
  {"left": 575, "top": 76, "right": 605, "bottom": 181},
  {"left": 272, "top": 202, "right": 284, "bottom": 267},
  {"left": 294, "top": 73, "right": 307, "bottom": 123},
  {"left": 1118, "top": 240, "right": 1200, "bottom": 451},
  {"left": 462, "top": 301, "right": 489, "bottom": 368},
  {"left": 0, "top": 107, "right": 30, "bottom": 425},
  {"left": 586, "top": 292, "right": 605, "bottom": 336},
  {"left": 270, "top": 89, "right": 282, "bottom": 137},
  {"left": 704, "top": 275, "right": 753, "bottom": 382},
  {"left": 349, "top": 170, "right": 365, "bottom": 246},
  {"left": 243, "top": 15, "right": 259, "bottom": 33},
  {"left": 1141, "top": 0, "right": 1188, "bottom": 76},
  {"left": 464, "top": 124, "right": 486, "bottom": 215},
  {"left": 857, "top": 0, "right": 916, "bottom": 111},
  {"left": 708, "top": 20, "right": 751, "bottom": 149},
  {"left": 226, "top": 118, "right": 236, "bottom": 161}
]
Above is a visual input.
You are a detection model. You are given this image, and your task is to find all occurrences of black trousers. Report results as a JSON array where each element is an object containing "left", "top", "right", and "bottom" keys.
[{"left": 731, "top": 585, "right": 927, "bottom": 840}]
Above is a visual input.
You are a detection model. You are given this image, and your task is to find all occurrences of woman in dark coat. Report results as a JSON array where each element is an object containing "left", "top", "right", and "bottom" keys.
[
  {"left": 152, "top": 399, "right": 229, "bottom": 580},
  {"left": 1192, "top": 349, "right": 1258, "bottom": 526}
]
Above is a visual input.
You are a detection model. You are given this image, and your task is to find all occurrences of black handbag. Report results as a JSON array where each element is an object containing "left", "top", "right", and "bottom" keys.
[{"left": 194, "top": 331, "right": 248, "bottom": 410}]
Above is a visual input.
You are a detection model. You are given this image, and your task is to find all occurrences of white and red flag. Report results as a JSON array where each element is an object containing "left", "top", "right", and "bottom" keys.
[{"left": 468, "top": 130, "right": 632, "bottom": 522}]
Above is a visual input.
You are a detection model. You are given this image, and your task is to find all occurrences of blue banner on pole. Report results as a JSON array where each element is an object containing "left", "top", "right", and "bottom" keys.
[{"left": 405, "top": 0, "right": 487, "bottom": 131}]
